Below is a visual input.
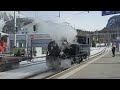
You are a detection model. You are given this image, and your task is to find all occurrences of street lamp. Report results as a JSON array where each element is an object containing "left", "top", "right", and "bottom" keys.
[{"left": 14, "top": 11, "right": 17, "bottom": 47}]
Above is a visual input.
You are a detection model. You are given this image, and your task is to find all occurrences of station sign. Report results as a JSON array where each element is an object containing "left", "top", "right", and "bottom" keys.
[
  {"left": 30, "top": 34, "right": 50, "bottom": 39},
  {"left": 102, "top": 11, "right": 120, "bottom": 16}
]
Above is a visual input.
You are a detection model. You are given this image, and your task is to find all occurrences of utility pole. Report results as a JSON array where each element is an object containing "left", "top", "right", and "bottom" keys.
[
  {"left": 31, "top": 35, "right": 33, "bottom": 60},
  {"left": 118, "top": 25, "right": 119, "bottom": 38},
  {"left": 34, "top": 11, "right": 38, "bottom": 19},
  {"left": 14, "top": 11, "right": 17, "bottom": 47},
  {"left": 96, "top": 30, "right": 99, "bottom": 45},
  {"left": 58, "top": 11, "right": 60, "bottom": 18}
]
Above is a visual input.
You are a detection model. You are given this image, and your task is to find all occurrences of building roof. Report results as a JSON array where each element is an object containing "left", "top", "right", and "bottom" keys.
[{"left": 0, "top": 32, "right": 8, "bottom": 36}]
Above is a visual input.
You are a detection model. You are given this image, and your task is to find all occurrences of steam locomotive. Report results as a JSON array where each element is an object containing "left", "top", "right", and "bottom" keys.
[{"left": 46, "top": 36, "right": 90, "bottom": 70}]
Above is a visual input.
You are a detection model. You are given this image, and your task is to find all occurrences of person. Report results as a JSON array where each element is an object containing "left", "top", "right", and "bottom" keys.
[
  {"left": 33, "top": 48, "right": 37, "bottom": 57},
  {"left": 27, "top": 50, "right": 32, "bottom": 62},
  {"left": 112, "top": 44, "right": 116, "bottom": 57}
]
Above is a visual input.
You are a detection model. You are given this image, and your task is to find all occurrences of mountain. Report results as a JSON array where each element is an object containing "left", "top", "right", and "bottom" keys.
[
  {"left": 99, "top": 15, "right": 120, "bottom": 34},
  {"left": 106, "top": 15, "right": 120, "bottom": 29}
]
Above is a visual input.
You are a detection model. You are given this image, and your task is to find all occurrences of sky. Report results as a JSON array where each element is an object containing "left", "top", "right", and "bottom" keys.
[{"left": 20, "top": 11, "right": 120, "bottom": 31}]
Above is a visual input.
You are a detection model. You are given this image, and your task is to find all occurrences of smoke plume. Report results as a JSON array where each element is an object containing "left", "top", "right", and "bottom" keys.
[{"left": 34, "top": 19, "right": 77, "bottom": 45}]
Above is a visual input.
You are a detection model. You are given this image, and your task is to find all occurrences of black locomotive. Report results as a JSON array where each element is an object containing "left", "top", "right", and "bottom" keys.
[{"left": 46, "top": 36, "right": 90, "bottom": 70}]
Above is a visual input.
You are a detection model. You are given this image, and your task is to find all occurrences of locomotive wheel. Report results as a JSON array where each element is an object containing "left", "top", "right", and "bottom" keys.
[
  {"left": 85, "top": 56, "right": 87, "bottom": 59},
  {"left": 80, "top": 57, "right": 83, "bottom": 62},
  {"left": 78, "top": 60, "right": 81, "bottom": 64},
  {"left": 78, "top": 57, "right": 83, "bottom": 63},
  {"left": 83, "top": 55, "right": 87, "bottom": 59},
  {"left": 72, "top": 58, "right": 76, "bottom": 63}
]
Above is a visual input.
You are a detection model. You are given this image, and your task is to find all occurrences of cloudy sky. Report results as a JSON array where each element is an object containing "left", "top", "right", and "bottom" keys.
[{"left": 20, "top": 11, "right": 119, "bottom": 31}]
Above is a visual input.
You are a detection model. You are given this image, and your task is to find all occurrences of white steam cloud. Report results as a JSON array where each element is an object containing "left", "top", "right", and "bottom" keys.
[{"left": 34, "top": 18, "right": 77, "bottom": 45}]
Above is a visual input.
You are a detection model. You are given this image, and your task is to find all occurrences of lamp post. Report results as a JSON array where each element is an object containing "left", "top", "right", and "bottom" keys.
[
  {"left": 30, "top": 35, "right": 33, "bottom": 60},
  {"left": 14, "top": 11, "right": 17, "bottom": 47}
]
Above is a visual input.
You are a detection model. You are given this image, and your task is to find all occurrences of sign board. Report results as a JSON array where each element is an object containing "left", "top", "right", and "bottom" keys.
[
  {"left": 30, "top": 34, "right": 50, "bottom": 39},
  {"left": 27, "top": 34, "right": 52, "bottom": 50},
  {"left": 102, "top": 11, "right": 120, "bottom": 16}
]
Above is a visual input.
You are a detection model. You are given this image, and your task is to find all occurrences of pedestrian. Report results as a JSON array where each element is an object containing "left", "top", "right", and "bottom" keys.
[
  {"left": 112, "top": 44, "right": 116, "bottom": 57},
  {"left": 33, "top": 48, "right": 37, "bottom": 58}
]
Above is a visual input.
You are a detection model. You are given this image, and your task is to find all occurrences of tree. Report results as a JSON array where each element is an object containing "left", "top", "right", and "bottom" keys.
[{"left": 2, "top": 18, "right": 33, "bottom": 34}]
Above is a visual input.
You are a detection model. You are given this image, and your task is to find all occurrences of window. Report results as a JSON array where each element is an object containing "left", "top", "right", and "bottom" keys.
[{"left": 20, "top": 43, "right": 22, "bottom": 48}]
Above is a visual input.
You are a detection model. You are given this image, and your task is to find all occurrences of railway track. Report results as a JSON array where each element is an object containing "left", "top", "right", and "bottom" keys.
[
  {"left": 46, "top": 47, "right": 109, "bottom": 79},
  {"left": 25, "top": 47, "right": 108, "bottom": 79},
  {"left": 2, "top": 48, "right": 104, "bottom": 71}
]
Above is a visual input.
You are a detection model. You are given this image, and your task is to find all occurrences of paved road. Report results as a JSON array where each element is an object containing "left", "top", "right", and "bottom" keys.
[{"left": 60, "top": 48, "right": 120, "bottom": 79}]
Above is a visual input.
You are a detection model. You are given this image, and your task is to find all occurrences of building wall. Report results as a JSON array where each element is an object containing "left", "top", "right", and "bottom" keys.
[{"left": 8, "top": 34, "right": 52, "bottom": 53}]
